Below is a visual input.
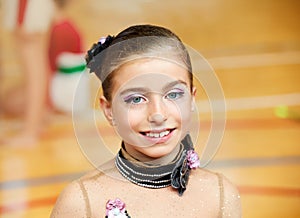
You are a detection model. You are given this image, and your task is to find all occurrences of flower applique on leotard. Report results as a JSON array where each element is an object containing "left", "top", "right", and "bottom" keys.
[{"left": 105, "top": 198, "right": 131, "bottom": 218}]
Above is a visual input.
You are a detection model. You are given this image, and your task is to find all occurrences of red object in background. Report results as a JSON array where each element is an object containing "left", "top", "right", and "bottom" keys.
[
  {"left": 18, "top": 0, "right": 28, "bottom": 26},
  {"left": 47, "top": 19, "right": 83, "bottom": 108},
  {"left": 48, "top": 19, "right": 83, "bottom": 72}
]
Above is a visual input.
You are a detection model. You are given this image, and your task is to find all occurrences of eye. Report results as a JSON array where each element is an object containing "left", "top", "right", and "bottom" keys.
[
  {"left": 131, "top": 96, "right": 144, "bottom": 104},
  {"left": 124, "top": 95, "right": 147, "bottom": 104},
  {"left": 165, "top": 90, "right": 184, "bottom": 100},
  {"left": 167, "top": 92, "right": 179, "bottom": 99}
]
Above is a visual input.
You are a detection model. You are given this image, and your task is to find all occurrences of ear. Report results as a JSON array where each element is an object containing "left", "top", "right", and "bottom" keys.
[
  {"left": 99, "top": 96, "right": 114, "bottom": 126},
  {"left": 191, "top": 86, "right": 197, "bottom": 111}
]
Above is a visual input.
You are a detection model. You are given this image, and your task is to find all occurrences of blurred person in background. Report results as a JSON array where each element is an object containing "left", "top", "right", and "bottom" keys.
[
  {"left": 1, "top": 0, "right": 55, "bottom": 147},
  {"left": 1, "top": 0, "right": 83, "bottom": 146}
]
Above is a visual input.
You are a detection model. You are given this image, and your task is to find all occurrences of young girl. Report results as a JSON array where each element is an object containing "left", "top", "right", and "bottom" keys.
[{"left": 51, "top": 24, "right": 241, "bottom": 217}]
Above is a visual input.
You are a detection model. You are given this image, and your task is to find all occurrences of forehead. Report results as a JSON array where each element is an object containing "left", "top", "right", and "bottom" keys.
[{"left": 112, "top": 58, "right": 190, "bottom": 94}]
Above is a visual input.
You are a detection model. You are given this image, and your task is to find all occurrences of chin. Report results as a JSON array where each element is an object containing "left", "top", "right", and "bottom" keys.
[{"left": 140, "top": 144, "right": 177, "bottom": 159}]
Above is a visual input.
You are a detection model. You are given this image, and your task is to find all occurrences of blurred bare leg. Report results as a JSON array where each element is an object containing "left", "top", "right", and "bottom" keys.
[{"left": 5, "top": 30, "right": 48, "bottom": 147}]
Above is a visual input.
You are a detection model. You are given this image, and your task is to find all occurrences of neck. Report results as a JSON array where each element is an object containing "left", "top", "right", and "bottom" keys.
[
  {"left": 123, "top": 143, "right": 182, "bottom": 167},
  {"left": 115, "top": 134, "right": 195, "bottom": 193}
]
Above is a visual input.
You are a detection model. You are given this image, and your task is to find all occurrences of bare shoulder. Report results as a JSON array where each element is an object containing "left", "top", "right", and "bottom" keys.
[
  {"left": 191, "top": 169, "right": 242, "bottom": 217},
  {"left": 51, "top": 160, "right": 119, "bottom": 218},
  {"left": 220, "top": 173, "right": 240, "bottom": 198},
  {"left": 220, "top": 174, "right": 242, "bottom": 217},
  {"left": 50, "top": 179, "right": 87, "bottom": 218},
  {"left": 50, "top": 169, "right": 105, "bottom": 217},
  {"left": 193, "top": 168, "right": 239, "bottom": 193}
]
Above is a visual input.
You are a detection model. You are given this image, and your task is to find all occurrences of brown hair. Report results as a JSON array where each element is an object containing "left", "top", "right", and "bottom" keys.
[{"left": 86, "top": 24, "right": 192, "bottom": 101}]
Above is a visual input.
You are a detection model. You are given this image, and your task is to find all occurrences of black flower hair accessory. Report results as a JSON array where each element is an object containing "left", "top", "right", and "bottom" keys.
[{"left": 85, "top": 35, "right": 114, "bottom": 66}]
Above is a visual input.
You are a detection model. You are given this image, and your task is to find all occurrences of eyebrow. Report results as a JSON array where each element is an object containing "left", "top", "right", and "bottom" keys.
[
  {"left": 162, "top": 80, "right": 188, "bottom": 92},
  {"left": 120, "top": 80, "right": 188, "bottom": 96},
  {"left": 120, "top": 87, "right": 150, "bottom": 95}
]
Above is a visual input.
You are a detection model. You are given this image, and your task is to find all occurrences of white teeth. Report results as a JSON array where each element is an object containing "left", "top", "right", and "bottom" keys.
[{"left": 146, "top": 130, "right": 170, "bottom": 138}]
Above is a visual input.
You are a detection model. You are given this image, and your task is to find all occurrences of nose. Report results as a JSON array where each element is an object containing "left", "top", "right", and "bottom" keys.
[{"left": 147, "top": 96, "right": 167, "bottom": 124}]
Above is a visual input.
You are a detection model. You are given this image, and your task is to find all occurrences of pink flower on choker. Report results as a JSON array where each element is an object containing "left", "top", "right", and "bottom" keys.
[
  {"left": 105, "top": 198, "right": 130, "bottom": 218},
  {"left": 187, "top": 150, "right": 200, "bottom": 169}
]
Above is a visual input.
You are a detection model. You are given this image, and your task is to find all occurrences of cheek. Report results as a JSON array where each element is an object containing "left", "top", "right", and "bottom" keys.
[
  {"left": 114, "top": 105, "right": 146, "bottom": 130},
  {"left": 167, "top": 99, "right": 192, "bottom": 123},
  {"left": 127, "top": 108, "right": 145, "bottom": 129}
]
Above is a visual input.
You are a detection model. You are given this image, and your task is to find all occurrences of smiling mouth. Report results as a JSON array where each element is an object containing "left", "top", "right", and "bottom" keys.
[{"left": 140, "top": 128, "right": 176, "bottom": 138}]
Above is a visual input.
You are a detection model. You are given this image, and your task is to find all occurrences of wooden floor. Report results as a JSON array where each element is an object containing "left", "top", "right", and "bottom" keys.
[{"left": 0, "top": 0, "right": 300, "bottom": 217}]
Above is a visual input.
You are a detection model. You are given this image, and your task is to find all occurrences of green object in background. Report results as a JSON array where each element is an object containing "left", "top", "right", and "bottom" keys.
[
  {"left": 274, "top": 105, "right": 300, "bottom": 119},
  {"left": 58, "top": 64, "right": 86, "bottom": 74},
  {"left": 274, "top": 105, "right": 289, "bottom": 118}
]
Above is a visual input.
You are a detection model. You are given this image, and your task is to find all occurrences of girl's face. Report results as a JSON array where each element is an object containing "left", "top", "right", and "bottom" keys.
[{"left": 100, "top": 58, "right": 196, "bottom": 159}]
